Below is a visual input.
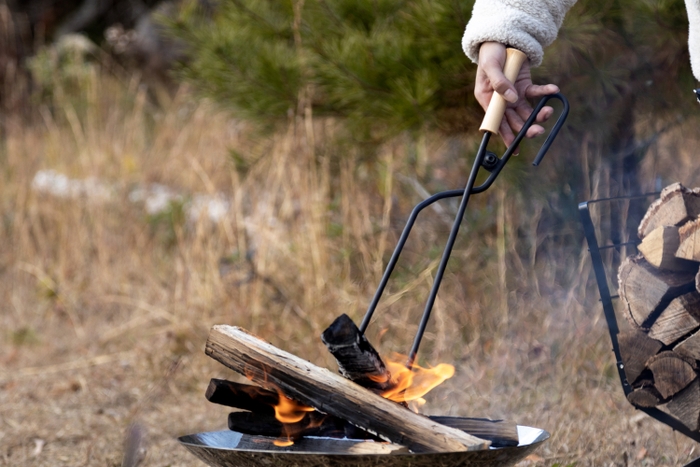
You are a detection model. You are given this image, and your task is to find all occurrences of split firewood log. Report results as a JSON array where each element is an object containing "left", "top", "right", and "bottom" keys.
[
  {"left": 626, "top": 379, "right": 663, "bottom": 408},
  {"left": 618, "top": 330, "right": 663, "bottom": 384},
  {"left": 647, "top": 351, "right": 697, "bottom": 399},
  {"left": 614, "top": 183, "right": 700, "bottom": 434},
  {"left": 648, "top": 292, "right": 700, "bottom": 345},
  {"left": 675, "top": 330, "right": 700, "bottom": 361},
  {"left": 618, "top": 255, "right": 696, "bottom": 329},
  {"left": 659, "top": 379, "right": 700, "bottom": 431},
  {"left": 638, "top": 226, "right": 698, "bottom": 271},
  {"left": 677, "top": 219, "right": 700, "bottom": 262},
  {"left": 638, "top": 183, "right": 700, "bottom": 239}
]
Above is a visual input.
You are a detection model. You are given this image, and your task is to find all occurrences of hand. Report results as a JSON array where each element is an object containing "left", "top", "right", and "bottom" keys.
[{"left": 475, "top": 42, "right": 559, "bottom": 147}]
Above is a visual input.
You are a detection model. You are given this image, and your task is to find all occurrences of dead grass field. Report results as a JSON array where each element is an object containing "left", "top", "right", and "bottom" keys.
[{"left": 2, "top": 62, "right": 700, "bottom": 467}]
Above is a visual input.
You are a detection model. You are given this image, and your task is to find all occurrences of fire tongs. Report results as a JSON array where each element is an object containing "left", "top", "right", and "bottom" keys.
[{"left": 358, "top": 49, "right": 570, "bottom": 367}]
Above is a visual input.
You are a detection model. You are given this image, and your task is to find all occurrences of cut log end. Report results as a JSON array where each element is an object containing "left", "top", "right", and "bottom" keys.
[{"left": 647, "top": 351, "right": 697, "bottom": 399}]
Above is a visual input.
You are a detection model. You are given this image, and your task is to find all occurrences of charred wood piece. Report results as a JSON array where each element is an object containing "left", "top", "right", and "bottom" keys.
[
  {"left": 206, "top": 379, "right": 277, "bottom": 415},
  {"left": 321, "top": 314, "right": 394, "bottom": 391}
]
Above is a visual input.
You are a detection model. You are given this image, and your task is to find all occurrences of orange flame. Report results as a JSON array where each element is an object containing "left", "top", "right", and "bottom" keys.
[
  {"left": 273, "top": 393, "right": 315, "bottom": 424},
  {"left": 380, "top": 354, "right": 455, "bottom": 405},
  {"left": 271, "top": 388, "right": 314, "bottom": 447},
  {"left": 243, "top": 367, "right": 316, "bottom": 447},
  {"left": 273, "top": 438, "right": 295, "bottom": 447}
]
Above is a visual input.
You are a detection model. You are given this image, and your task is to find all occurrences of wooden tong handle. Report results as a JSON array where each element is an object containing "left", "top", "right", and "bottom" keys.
[{"left": 479, "top": 48, "right": 527, "bottom": 134}]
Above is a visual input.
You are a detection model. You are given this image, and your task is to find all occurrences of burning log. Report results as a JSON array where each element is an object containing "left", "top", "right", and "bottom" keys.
[
  {"left": 205, "top": 325, "right": 490, "bottom": 453},
  {"left": 321, "top": 314, "right": 394, "bottom": 391},
  {"left": 206, "top": 379, "right": 277, "bottom": 414},
  {"left": 205, "top": 377, "right": 519, "bottom": 447},
  {"left": 205, "top": 378, "right": 378, "bottom": 440},
  {"left": 227, "top": 411, "right": 350, "bottom": 439}
]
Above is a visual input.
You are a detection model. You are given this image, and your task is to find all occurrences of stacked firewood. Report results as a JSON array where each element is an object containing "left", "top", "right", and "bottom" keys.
[
  {"left": 618, "top": 183, "right": 700, "bottom": 431},
  {"left": 202, "top": 314, "right": 520, "bottom": 452}
]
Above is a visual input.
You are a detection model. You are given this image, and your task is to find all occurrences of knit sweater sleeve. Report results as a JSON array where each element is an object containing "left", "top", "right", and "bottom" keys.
[
  {"left": 462, "top": 0, "right": 577, "bottom": 67},
  {"left": 686, "top": 0, "right": 700, "bottom": 81}
]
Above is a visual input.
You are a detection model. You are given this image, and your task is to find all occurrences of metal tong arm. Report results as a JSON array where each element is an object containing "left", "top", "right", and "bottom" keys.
[{"left": 359, "top": 93, "right": 569, "bottom": 367}]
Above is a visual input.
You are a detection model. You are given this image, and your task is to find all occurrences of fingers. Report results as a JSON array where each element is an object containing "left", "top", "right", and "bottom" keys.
[
  {"left": 476, "top": 42, "right": 517, "bottom": 106},
  {"left": 524, "top": 83, "right": 559, "bottom": 99},
  {"left": 474, "top": 43, "right": 561, "bottom": 146},
  {"left": 498, "top": 116, "right": 516, "bottom": 147},
  {"left": 505, "top": 108, "right": 544, "bottom": 141},
  {"left": 483, "top": 62, "right": 518, "bottom": 103}
]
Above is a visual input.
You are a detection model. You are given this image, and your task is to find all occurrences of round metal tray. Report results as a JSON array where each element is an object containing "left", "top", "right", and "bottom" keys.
[{"left": 178, "top": 425, "right": 549, "bottom": 467}]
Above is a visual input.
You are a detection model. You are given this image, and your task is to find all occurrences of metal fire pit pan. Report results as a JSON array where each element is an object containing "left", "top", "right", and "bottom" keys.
[{"left": 178, "top": 424, "right": 549, "bottom": 467}]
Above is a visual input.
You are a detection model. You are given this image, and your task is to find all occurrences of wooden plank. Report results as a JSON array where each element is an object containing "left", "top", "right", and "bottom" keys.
[
  {"left": 205, "top": 325, "right": 490, "bottom": 453},
  {"left": 647, "top": 351, "right": 697, "bottom": 399},
  {"left": 618, "top": 255, "right": 696, "bottom": 329},
  {"left": 618, "top": 330, "right": 663, "bottom": 384},
  {"left": 638, "top": 226, "right": 698, "bottom": 271},
  {"left": 321, "top": 314, "right": 393, "bottom": 391}
]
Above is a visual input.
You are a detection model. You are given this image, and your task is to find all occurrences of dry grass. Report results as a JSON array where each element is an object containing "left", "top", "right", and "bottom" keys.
[{"left": 1, "top": 56, "right": 700, "bottom": 467}]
